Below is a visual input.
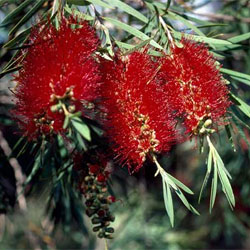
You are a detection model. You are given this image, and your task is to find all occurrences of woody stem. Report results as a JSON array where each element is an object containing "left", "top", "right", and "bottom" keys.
[{"left": 151, "top": 153, "right": 165, "bottom": 177}]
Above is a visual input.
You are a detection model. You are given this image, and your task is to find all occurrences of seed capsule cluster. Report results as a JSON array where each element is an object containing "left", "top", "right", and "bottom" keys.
[{"left": 79, "top": 165, "right": 115, "bottom": 239}]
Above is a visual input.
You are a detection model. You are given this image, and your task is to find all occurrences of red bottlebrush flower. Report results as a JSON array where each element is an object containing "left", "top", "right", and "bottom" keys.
[
  {"left": 159, "top": 38, "right": 231, "bottom": 136},
  {"left": 13, "top": 16, "right": 101, "bottom": 139},
  {"left": 101, "top": 51, "right": 176, "bottom": 171}
]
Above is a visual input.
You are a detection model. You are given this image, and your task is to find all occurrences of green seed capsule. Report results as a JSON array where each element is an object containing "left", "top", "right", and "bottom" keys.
[
  {"left": 93, "top": 226, "right": 102, "bottom": 232},
  {"left": 204, "top": 119, "right": 212, "bottom": 128},
  {"left": 105, "top": 227, "right": 114, "bottom": 233},
  {"left": 109, "top": 215, "right": 115, "bottom": 222},
  {"left": 98, "top": 232, "right": 104, "bottom": 238},
  {"left": 105, "top": 234, "right": 113, "bottom": 239},
  {"left": 86, "top": 209, "right": 96, "bottom": 217},
  {"left": 92, "top": 217, "right": 101, "bottom": 224},
  {"left": 199, "top": 127, "right": 206, "bottom": 134}
]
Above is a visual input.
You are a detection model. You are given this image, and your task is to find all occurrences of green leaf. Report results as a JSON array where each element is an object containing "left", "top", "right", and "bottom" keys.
[
  {"left": 217, "top": 165, "right": 235, "bottom": 207},
  {"left": 166, "top": 173, "right": 194, "bottom": 195},
  {"left": 103, "top": 17, "right": 163, "bottom": 49},
  {"left": 230, "top": 93, "right": 250, "bottom": 118},
  {"left": 1, "top": 0, "right": 34, "bottom": 26},
  {"left": 167, "top": 11, "right": 205, "bottom": 37},
  {"left": 24, "top": 150, "right": 42, "bottom": 185},
  {"left": 215, "top": 44, "right": 243, "bottom": 52},
  {"left": 1, "top": 43, "right": 26, "bottom": 77},
  {"left": 197, "top": 23, "right": 228, "bottom": 29},
  {"left": 206, "top": 136, "right": 235, "bottom": 209},
  {"left": 173, "top": 30, "right": 233, "bottom": 46},
  {"left": 198, "top": 150, "right": 212, "bottom": 203},
  {"left": 57, "top": 135, "right": 68, "bottom": 158},
  {"left": 189, "top": 205, "right": 200, "bottom": 216},
  {"left": 71, "top": 117, "right": 91, "bottom": 141},
  {"left": 213, "top": 149, "right": 231, "bottom": 179},
  {"left": 0, "top": 0, "right": 18, "bottom": 6},
  {"left": 162, "top": 180, "right": 174, "bottom": 227},
  {"left": 220, "top": 68, "right": 250, "bottom": 87},
  {"left": 153, "top": 155, "right": 199, "bottom": 224},
  {"left": 230, "top": 76, "right": 250, "bottom": 86},
  {"left": 209, "top": 162, "right": 218, "bottom": 213},
  {"left": 66, "top": 0, "right": 90, "bottom": 5},
  {"left": 106, "top": 0, "right": 148, "bottom": 23},
  {"left": 76, "top": 132, "right": 87, "bottom": 151},
  {"left": 86, "top": 0, "right": 114, "bottom": 9},
  {"left": 151, "top": 1, "right": 166, "bottom": 11},
  {"left": 115, "top": 41, "right": 134, "bottom": 49},
  {"left": 9, "top": 0, "right": 46, "bottom": 35},
  {"left": 225, "top": 124, "right": 236, "bottom": 152},
  {"left": 210, "top": 51, "right": 225, "bottom": 60},
  {"left": 175, "top": 13, "right": 215, "bottom": 26},
  {"left": 65, "top": 4, "right": 95, "bottom": 20},
  {"left": 166, "top": 0, "right": 171, "bottom": 10},
  {"left": 90, "top": 125, "right": 104, "bottom": 136},
  {"left": 228, "top": 32, "right": 250, "bottom": 43},
  {"left": 231, "top": 112, "right": 250, "bottom": 130},
  {"left": 3, "top": 27, "right": 31, "bottom": 49},
  {"left": 63, "top": 116, "right": 70, "bottom": 129},
  {"left": 174, "top": 189, "right": 191, "bottom": 211},
  {"left": 101, "top": 24, "right": 114, "bottom": 57},
  {"left": 0, "top": 66, "right": 22, "bottom": 78},
  {"left": 12, "top": 136, "right": 26, "bottom": 154},
  {"left": 123, "top": 39, "right": 151, "bottom": 55}
]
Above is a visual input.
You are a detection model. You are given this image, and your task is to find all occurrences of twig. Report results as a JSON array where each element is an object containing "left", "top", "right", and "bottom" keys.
[
  {"left": 159, "top": 16, "right": 175, "bottom": 48},
  {"left": 0, "top": 130, "right": 27, "bottom": 211}
]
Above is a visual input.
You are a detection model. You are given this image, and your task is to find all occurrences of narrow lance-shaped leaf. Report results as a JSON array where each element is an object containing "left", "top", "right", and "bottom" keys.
[
  {"left": 221, "top": 68, "right": 250, "bottom": 87},
  {"left": 71, "top": 117, "right": 91, "bottom": 141},
  {"left": 166, "top": 173, "right": 194, "bottom": 195},
  {"left": 86, "top": 0, "right": 114, "bottom": 9},
  {"left": 209, "top": 161, "right": 218, "bottom": 213},
  {"left": 199, "top": 149, "right": 212, "bottom": 203},
  {"left": 228, "top": 32, "right": 250, "bottom": 43},
  {"left": 1, "top": 0, "right": 34, "bottom": 26},
  {"left": 103, "top": 17, "right": 163, "bottom": 49},
  {"left": 217, "top": 163, "right": 235, "bottom": 208},
  {"left": 153, "top": 155, "right": 198, "bottom": 223},
  {"left": 172, "top": 30, "right": 233, "bottom": 46},
  {"left": 9, "top": 0, "right": 46, "bottom": 35},
  {"left": 162, "top": 179, "right": 174, "bottom": 227},
  {"left": 230, "top": 93, "right": 250, "bottom": 118},
  {"left": 167, "top": 11, "right": 205, "bottom": 37},
  {"left": 3, "top": 27, "right": 31, "bottom": 49},
  {"left": 123, "top": 39, "right": 152, "bottom": 56},
  {"left": 206, "top": 136, "right": 235, "bottom": 209},
  {"left": 105, "top": 0, "right": 148, "bottom": 23}
]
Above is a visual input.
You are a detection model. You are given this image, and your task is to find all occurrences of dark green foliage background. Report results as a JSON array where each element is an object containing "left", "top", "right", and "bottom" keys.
[{"left": 0, "top": 0, "right": 250, "bottom": 249}]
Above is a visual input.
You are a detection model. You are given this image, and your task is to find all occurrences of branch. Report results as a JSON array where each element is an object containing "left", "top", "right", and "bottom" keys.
[{"left": 0, "top": 130, "right": 27, "bottom": 212}]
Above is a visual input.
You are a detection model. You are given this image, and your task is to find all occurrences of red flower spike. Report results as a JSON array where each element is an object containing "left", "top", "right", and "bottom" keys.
[
  {"left": 159, "top": 38, "right": 231, "bottom": 136},
  {"left": 13, "top": 16, "right": 101, "bottom": 139},
  {"left": 101, "top": 51, "right": 176, "bottom": 171}
]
